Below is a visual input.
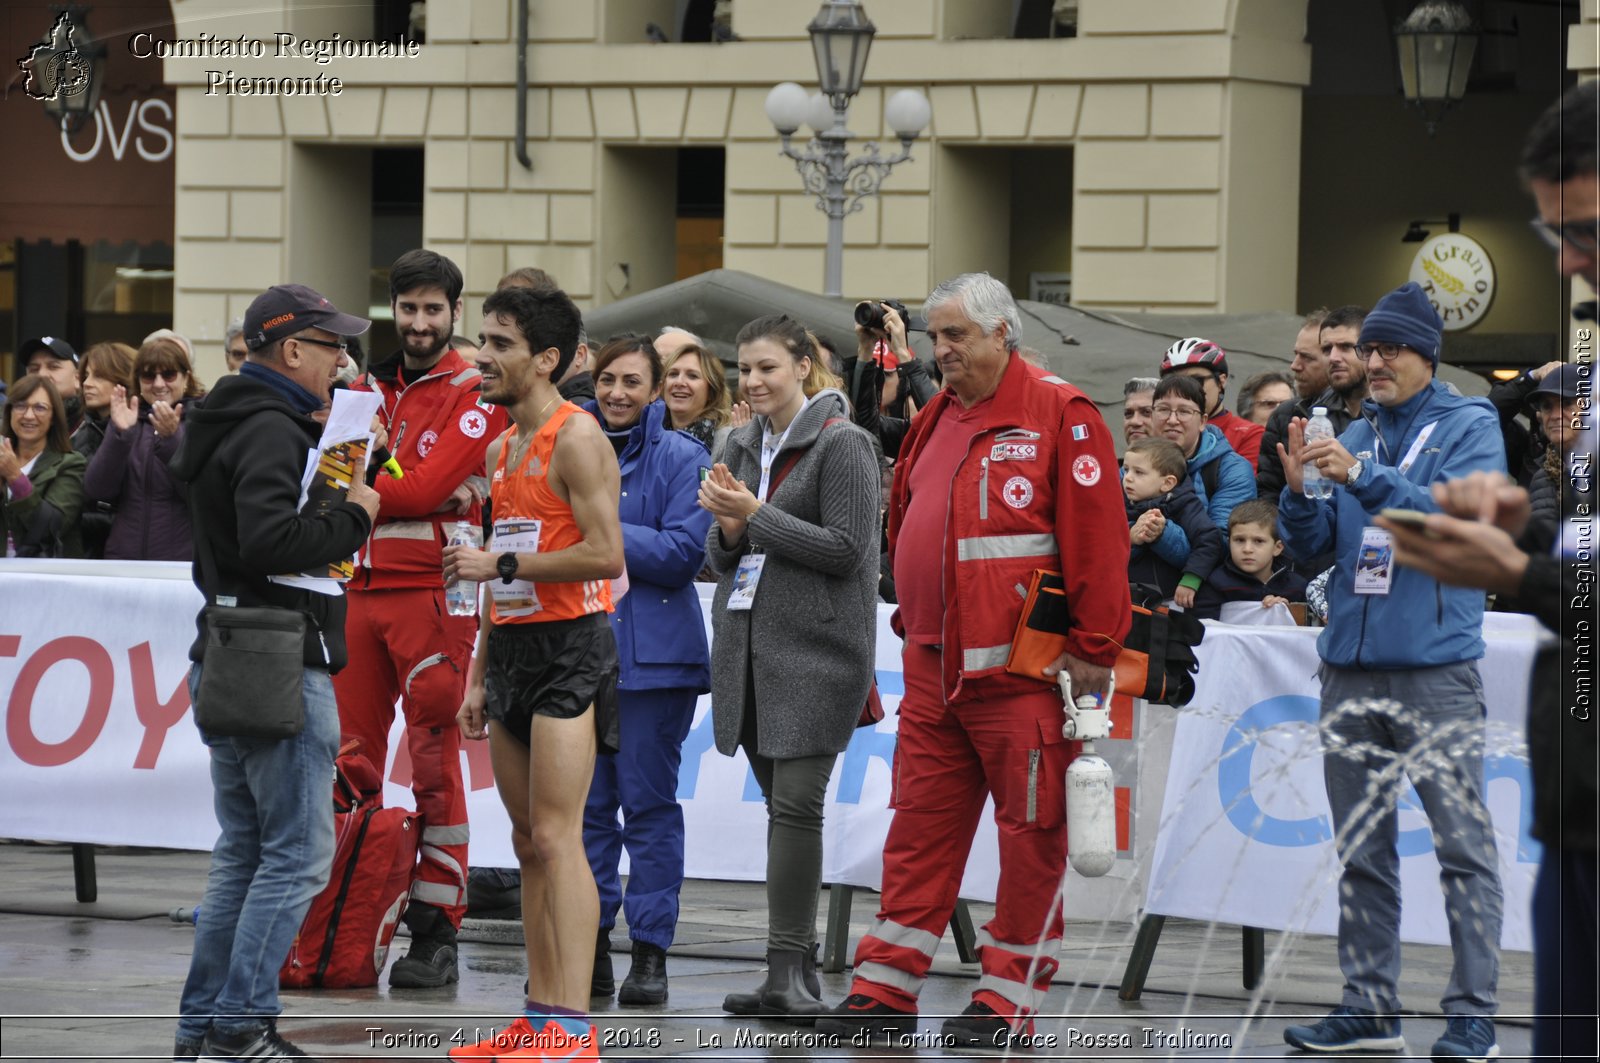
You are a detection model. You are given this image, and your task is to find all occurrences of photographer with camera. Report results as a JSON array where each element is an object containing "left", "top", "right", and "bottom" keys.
[{"left": 846, "top": 298, "right": 937, "bottom": 460}]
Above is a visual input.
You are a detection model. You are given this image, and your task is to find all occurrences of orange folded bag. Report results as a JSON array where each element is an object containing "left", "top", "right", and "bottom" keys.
[
  {"left": 1005, "top": 571, "right": 1205, "bottom": 707},
  {"left": 1004, "top": 570, "right": 1073, "bottom": 682}
]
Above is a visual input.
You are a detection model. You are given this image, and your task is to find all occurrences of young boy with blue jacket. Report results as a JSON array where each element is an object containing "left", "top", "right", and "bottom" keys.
[{"left": 1123, "top": 437, "right": 1223, "bottom": 608}]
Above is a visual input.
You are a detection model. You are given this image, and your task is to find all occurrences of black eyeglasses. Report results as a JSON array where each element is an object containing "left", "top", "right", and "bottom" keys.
[
  {"left": 1530, "top": 217, "right": 1600, "bottom": 255},
  {"left": 139, "top": 368, "right": 182, "bottom": 383},
  {"left": 1357, "top": 343, "right": 1412, "bottom": 362},
  {"left": 296, "top": 336, "right": 348, "bottom": 354}
]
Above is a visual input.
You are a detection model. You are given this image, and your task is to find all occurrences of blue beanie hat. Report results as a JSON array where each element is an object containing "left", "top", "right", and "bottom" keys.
[{"left": 1359, "top": 282, "right": 1443, "bottom": 367}]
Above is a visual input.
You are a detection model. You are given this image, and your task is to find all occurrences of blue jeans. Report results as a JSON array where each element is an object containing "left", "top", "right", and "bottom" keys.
[
  {"left": 583, "top": 687, "right": 696, "bottom": 950},
  {"left": 1319, "top": 661, "right": 1503, "bottom": 1016},
  {"left": 175, "top": 664, "right": 340, "bottom": 1043}
]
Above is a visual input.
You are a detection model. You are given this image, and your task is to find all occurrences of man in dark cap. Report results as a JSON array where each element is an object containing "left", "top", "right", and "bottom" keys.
[
  {"left": 1276, "top": 281, "right": 1508, "bottom": 1062},
  {"left": 167, "top": 284, "right": 381, "bottom": 1063},
  {"left": 19, "top": 336, "right": 83, "bottom": 433}
]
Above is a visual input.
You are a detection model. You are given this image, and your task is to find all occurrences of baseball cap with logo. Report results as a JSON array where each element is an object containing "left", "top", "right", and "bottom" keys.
[
  {"left": 243, "top": 284, "right": 371, "bottom": 352},
  {"left": 18, "top": 336, "right": 78, "bottom": 365}
]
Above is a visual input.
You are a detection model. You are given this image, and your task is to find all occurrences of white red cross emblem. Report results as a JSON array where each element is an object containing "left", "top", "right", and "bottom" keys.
[
  {"left": 1072, "top": 454, "right": 1101, "bottom": 486},
  {"left": 1003, "top": 475, "right": 1034, "bottom": 509}
]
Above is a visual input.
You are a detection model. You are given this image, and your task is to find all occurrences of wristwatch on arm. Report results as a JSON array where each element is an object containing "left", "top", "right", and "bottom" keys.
[
  {"left": 1344, "top": 460, "right": 1364, "bottom": 487},
  {"left": 497, "top": 552, "right": 519, "bottom": 584}
]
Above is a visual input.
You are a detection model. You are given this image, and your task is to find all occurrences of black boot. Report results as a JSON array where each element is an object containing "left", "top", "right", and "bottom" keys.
[
  {"left": 722, "top": 951, "right": 774, "bottom": 1015},
  {"left": 759, "top": 949, "right": 827, "bottom": 1025},
  {"left": 591, "top": 928, "right": 614, "bottom": 998},
  {"left": 388, "top": 902, "right": 459, "bottom": 988},
  {"left": 724, "top": 943, "right": 822, "bottom": 1015},
  {"left": 617, "top": 940, "right": 668, "bottom": 1005}
]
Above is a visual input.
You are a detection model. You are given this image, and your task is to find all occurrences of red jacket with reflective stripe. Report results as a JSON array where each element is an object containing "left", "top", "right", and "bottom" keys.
[
  {"left": 1210, "top": 408, "right": 1263, "bottom": 472},
  {"left": 350, "top": 348, "right": 508, "bottom": 590},
  {"left": 887, "top": 355, "right": 1131, "bottom": 703}
]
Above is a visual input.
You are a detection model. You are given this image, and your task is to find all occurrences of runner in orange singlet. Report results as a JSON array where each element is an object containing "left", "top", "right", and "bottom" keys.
[{"left": 443, "top": 283, "right": 622, "bottom": 1063}]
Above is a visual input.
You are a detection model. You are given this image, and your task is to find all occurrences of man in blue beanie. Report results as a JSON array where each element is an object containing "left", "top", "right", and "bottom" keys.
[{"left": 1274, "top": 281, "right": 1506, "bottom": 1061}]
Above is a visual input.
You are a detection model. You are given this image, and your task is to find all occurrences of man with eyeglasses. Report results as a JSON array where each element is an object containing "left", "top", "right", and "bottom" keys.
[
  {"left": 1377, "top": 82, "right": 1597, "bottom": 1063},
  {"left": 1236, "top": 371, "right": 1294, "bottom": 428},
  {"left": 335, "top": 248, "right": 509, "bottom": 990},
  {"left": 168, "top": 283, "right": 382, "bottom": 1062},
  {"left": 1276, "top": 280, "right": 1507, "bottom": 1062}
]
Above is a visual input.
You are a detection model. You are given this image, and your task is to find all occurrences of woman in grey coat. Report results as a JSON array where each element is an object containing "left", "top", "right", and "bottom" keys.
[{"left": 698, "top": 314, "right": 880, "bottom": 1024}]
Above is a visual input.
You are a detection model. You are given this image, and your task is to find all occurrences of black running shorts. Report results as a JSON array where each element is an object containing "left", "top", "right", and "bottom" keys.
[{"left": 483, "top": 611, "right": 620, "bottom": 753}]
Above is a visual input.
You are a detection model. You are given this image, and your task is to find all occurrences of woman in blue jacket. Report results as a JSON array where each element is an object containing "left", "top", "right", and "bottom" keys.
[{"left": 580, "top": 335, "right": 713, "bottom": 1009}]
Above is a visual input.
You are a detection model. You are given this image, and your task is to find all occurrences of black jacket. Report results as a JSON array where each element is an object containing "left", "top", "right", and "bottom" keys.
[
  {"left": 1518, "top": 467, "right": 1559, "bottom": 557},
  {"left": 1514, "top": 552, "right": 1597, "bottom": 851},
  {"left": 1256, "top": 387, "right": 1360, "bottom": 501},
  {"left": 1191, "top": 556, "right": 1309, "bottom": 620},
  {"left": 558, "top": 371, "right": 595, "bottom": 404},
  {"left": 70, "top": 413, "right": 115, "bottom": 558},
  {"left": 843, "top": 354, "right": 938, "bottom": 461},
  {"left": 1126, "top": 479, "right": 1224, "bottom": 597},
  {"left": 1486, "top": 371, "right": 1547, "bottom": 488},
  {"left": 1504, "top": 428, "right": 1596, "bottom": 852},
  {"left": 169, "top": 372, "right": 373, "bottom": 671}
]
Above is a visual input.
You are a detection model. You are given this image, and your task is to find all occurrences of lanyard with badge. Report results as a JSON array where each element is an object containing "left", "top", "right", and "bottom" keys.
[
  {"left": 1354, "top": 401, "right": 1439, "bottom": 597},
  {"left": 727, "top": 420, "right": 797, "bottom": 611}
]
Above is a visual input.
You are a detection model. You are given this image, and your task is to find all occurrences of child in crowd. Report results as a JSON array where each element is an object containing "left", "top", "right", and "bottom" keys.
[
  {"left": 1192, "top": 499, "right": 1309, "bottom": 620},
  {"left": 1123, "top": 437, "right": 1223, "bottom": 608}
]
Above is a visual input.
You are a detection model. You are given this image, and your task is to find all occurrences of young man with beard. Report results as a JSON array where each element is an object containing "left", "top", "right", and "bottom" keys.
[
  {"left": 444, "top": 283, "right": 623, "bottom": 1063},
  {"left": 1259, "top": 307, "right": 1369, "bottom": 503},
  {"left": 333, "top": 249, "right": 508, "bottom": 988}
]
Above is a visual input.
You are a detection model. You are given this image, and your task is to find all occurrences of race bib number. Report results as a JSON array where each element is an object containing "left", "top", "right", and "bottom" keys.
[{"left": 489, "top": 519, "right": 543, "bottom": 616}]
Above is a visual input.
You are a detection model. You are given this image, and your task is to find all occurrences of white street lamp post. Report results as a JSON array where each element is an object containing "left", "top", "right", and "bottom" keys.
[{"left": 764, "top": 1, "right": 931, "bottom": 298}]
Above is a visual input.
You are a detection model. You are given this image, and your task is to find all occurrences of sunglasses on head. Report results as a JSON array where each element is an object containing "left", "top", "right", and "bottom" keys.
[{"left": 140, "top": 368, "right": 182, "bottom": 383}]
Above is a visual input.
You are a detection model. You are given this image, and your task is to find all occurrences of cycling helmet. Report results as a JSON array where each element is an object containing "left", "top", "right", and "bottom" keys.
[{"left": 1160, "top": 337, "right": 1228, "bottom": 378}]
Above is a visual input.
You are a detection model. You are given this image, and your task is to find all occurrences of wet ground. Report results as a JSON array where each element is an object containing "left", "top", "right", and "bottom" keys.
[{"left": 0, "top": 844, "right": 1533, "bottom": 1060}]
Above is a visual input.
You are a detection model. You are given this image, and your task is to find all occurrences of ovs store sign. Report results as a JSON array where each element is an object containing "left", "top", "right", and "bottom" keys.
[{"left": 1410, "top": 232, "right": 1495, "bottom": 331}]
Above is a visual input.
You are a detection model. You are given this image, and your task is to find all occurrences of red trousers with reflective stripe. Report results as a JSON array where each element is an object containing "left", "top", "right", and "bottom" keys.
[
  {"left": 850, "top": 642, "right": 1074, "bottom": 1018},
  {"left": 332, "top": 586, "right": 477, "bottom": 927}
]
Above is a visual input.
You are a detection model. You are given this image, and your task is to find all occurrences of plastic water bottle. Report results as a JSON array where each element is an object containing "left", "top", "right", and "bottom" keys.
[
  {"left": 444, "top": 521, "right": 480, "bottom": 616},
  {"left": 1302, "top": 406, "right": 1336, "bottom": 500}
]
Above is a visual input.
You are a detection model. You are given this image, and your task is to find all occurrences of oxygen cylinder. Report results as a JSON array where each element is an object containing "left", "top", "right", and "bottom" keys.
[
  {"left": 1062, "top": 686, "right": 1117, "bottom": 878},
  {"left": 1066, "top": 743, "right": 1116, "bottom": 877}
]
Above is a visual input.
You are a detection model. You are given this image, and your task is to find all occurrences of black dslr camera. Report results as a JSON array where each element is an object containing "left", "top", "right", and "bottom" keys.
[{"left": 854, "top": 298, "right": 912, "bottom": 332}]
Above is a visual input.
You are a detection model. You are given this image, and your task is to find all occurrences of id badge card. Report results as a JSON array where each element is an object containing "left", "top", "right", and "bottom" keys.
[
  {"left": 726, "top": 554, "right": 766, "bottom": 611},
  {"left": 1353, "top": 526, "right": 1394, "bottom": 596},
  {"left": 490, "top": 518, "right": 543, "bottom": 616}
]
